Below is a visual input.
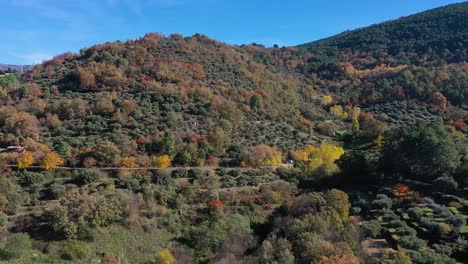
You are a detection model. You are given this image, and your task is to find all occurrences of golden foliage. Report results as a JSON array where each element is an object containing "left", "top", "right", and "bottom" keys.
[
  {"left": 375, "top": 135, "right": 385, "bottom": 149},
  {"left": 17, "top": 151, "right": 34, "bottom": 169},
  {"left": 329, "top": 105, "right": 348, "bottom": 120},
  {"left": 154, "top": 155, "right": 171, "bottom": 169},
  {"left": 352, "top": 117, "right": 360, "bottom": 135},
  {"left": 321, "top": 95, "right": 332, "bottom": 106},
  {"left": 41, "top": 151, "right": 64, "bottom": 170},
  {"left": 292, "top": 145, "right": 319, "bottom": 162},
  {"left": 304, "top": 144, "right": 345, "bottom": 177},
  {"left": 155, "top": 249, "right": 175, "bottom": 264},
  {"left": 121, "top": 156, "right": 137, "bottom": 168}
]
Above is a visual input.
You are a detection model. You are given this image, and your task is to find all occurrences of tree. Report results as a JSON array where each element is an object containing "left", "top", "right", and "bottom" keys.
[
  {"left": 259, "top": 236, "right": 295, "bottom": 264},
  {"left": 2, "top": 233, "right": 32, "bottom": 258},
  {"left": 240, "top": 145, "right": 282, "bottom": 166},
  {"left": 292, "top": 145, "right": 319, "bottom": 162},
  {"left": 76, "top": 67, "right": 97, "bottom": 89},
  {"left": 17, "top": 151, "right": 34, "bottom": 169},
  {"left": 41, "top": 151, "right": 64, "bottom": 170},
  {"left": 49, "top": 190, "right": 125, "bottom": 239},
  {"left": 4, "top": 112, "right": 40, "bottom": 140},
  {"left": 56, "top": 141, "right": 72, "bottom": 159},
  {"left": 329, "top": 105, "right": 348, "bottom": 120},
  {"left": 74, "top": 170, "right": 101, "bottom": 185},
  {"left": 382, "top": 122, "right": 461, "bottom": 181},
  {"left": 352, "top": 117, "right": 360, "bottom": 136},
  {"left": 394, "top": 183, "right": 410, "bottom": 196},
  {"left": 306, "top": 144, "right": 345, "bottom": 177},
  {"left": 161, "top": 132, "right": 176, "bottom": 156},
  {"left": 361, "top": 220, "right": 382, "bottom": 238},
  {"left": 155, "top": 155, "right": 171, "bottom": 169},
  {"left": 121, "top": 156, "right": 137, "bottom": 168},
  {"left": 321, "top": 95, "right": 332, "bottom": 106},
  {"left": 155, "top": 249, "right": 176, "bottom": 264}
]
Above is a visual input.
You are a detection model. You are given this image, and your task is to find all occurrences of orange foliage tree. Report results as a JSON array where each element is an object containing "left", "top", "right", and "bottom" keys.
[
  {"left": 394, "top": 183, "right": 410, "bottom": 196},
  {"left": 241, "top": 145, "right": 282, "bottom": 166},
  {"left": 121, "top": 156, "right": 137, "bottom": 168}
]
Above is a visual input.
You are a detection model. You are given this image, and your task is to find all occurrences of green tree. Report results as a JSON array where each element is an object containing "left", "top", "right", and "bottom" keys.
[
  {"left": 382, "top": 122, "right": 461, "bottom": 181},
  {"left": 2, "top": 233, "right": 32, "bottom": 258}
]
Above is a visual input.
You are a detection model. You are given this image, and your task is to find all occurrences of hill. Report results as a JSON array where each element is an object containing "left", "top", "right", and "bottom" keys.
[
  {"left": 0, "top": 3, "right": 466, "bottom": 264},
  {"left": 300, "top": 2, "right": 467, "bottom": 62},
  {"left": 1, "top": 2, "right": 465, "bottom": 170},
  {"left": 0, "top": 64, "right": 33, "bottom": 73}
]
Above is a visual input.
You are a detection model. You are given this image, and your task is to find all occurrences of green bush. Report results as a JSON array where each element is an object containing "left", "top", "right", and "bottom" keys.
[
  {"left": 61, "top": 240, "right": 92, "bottom": 261},
  {"left": 399, "top": 235, "right": 426, "bottom": 250},
  {"left": 74, "top": 170, "right": 102, "bottom": 185},
  {"left": 48, "top": 183, "right": 66, "bottom": 199},
  {"left": 361, "top": 220, "right": 382, "bottom": 238},
  {"left": 2, "top": 233, "right": 32, "bottom": 258}
]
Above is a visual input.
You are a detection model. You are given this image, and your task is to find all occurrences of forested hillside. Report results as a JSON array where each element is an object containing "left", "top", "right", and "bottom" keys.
[{"left": 0, "top": 2, "right": 466, "bottom": 264}]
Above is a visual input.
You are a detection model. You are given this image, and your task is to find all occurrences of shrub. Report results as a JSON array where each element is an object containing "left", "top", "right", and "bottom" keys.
[
  {"left": 61, "top": 240, "right": 92, "bottom": 261},
  {"left": 432, "top": 243, "right": 453, "bottom": 256},
  {"left": 0, "top": 212, "right": 7, "bottom": 226},
  {"left": 433, "top": 175, "right": 458, "bottom": 193},
  {"left": 74, "top": 170, "right": 102, "bottom": 185},
  {"left": 155, "top": 249, "right": 175, "bottom": 264},
  {"left": 17, "top": 171, "right": 45, "bottom": 186},
  {"left": 398, "top": 235, "right": 426, "bottom": 250},
  {"left": 171, "top": 169, "right": 188, "bottom": 178},
  {"left": 48, "top": 183, "right": 66, "bottom": 199},
  {"left": 2, "top": 233, "right": 32, "bottom": 258},
  {"left": 372, "top": 194, "right": 392, "bottom": 209},
  {"left": 361, "top": 220, "right": 382, "bottom": 238}
]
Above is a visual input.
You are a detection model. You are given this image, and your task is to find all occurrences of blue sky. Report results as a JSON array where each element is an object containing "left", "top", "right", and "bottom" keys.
[{"left": 0, "top": 0, "right": 465, "bottom": 64}]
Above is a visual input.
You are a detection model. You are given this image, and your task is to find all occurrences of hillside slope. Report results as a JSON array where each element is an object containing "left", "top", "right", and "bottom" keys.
[
  {"left": 0, "top": 3, "right": 466, "bottom": 169},
  {"left": 300, "top": 2, "right": 467, "bottom": 61}
]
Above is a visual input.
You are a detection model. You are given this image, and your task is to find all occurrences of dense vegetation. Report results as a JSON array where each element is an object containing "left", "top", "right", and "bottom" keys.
[{"left": 0, "top": 2, "right": 466, "bottom": 263}]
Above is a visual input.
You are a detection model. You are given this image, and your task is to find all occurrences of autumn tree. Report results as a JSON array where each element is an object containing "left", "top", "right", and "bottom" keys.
[
  {"left": 4, "top": 112, "right": 41, "bottom": 140},
  {"left": 17, "top": 152, "right": 34, "bottom": 169},
  {"left": 41, "top": 151, "right": 64, "bottom": 170},
  {"left": 76, "top": 67, "right": 97, "bottom": 89},
  {"left": 352, "top": 117, "right": 360, "bottom": 136},
  {"left": 121, "top": 156, "right": 137, "bottom": 168},
  {"left": 329, "top": 105, "right": 348, "bottom": 120},
  {"left": 155, "top": 249, "right": 175, "bottom": 264},
  {"left": 296, "top": 144, "right": 345, "bottom": 178},
  {"left": 154, "top": 155, "right": 171, "bottom": 169},
  {"left": 240, "top": 145, "right": 282, "bottom": 166},
  {"left": 321, "top": 95, "right": 332, "bottom": 106}
]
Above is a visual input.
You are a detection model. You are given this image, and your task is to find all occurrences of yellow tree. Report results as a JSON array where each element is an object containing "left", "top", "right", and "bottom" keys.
[
  {"left": 307, "top": 144, "right": 345, "bottom": 177},
  {"left": 155, "top": 249, "right": 175, "bottom": 264},
  {"left": 375, "top": 135, "right": 385, "bottom": 149},
  {"left": 321, "top": 95, "right": 332, "bottom": 106},
  {"left": 329, "top": 105, "right": 348, "bottom": 120},
  {"left": 352, "top": 117, "right": 360, "bottom": 135},
  {"left": 154, "top": 155, "right": 171, "bottom": 169},
  {"left": 292, "top": 145, "right": 319, "bottom": 162},
  {"left": 18, "top": 151, "right": 34, "bottom": 169},
  {"left": 41, "top": 151, "right": 64, "bottom": 170}
]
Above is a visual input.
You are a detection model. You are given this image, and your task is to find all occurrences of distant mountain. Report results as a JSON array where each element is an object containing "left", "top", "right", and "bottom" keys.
[{"left": 0, "top": 64, "right": 34, "bottom": 72}]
